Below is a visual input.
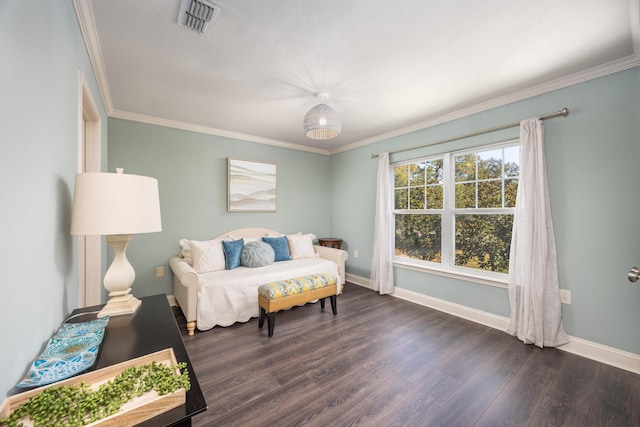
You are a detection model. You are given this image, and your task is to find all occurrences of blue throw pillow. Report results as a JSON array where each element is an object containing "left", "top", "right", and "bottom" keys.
[
  {"left": 262, "top": 236, "right": 292, "bottom": 262},
  {"left": 222, "top": 238, "right": 244, "bottom": 270}
]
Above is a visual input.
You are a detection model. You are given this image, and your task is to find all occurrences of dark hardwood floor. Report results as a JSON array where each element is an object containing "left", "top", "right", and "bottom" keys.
[{"left": 172, "top": 283, "right": 640, "bottom": 426}]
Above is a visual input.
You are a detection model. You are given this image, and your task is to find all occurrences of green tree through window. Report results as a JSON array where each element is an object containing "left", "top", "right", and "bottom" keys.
[{"left": 393, "top": 142, "right": 519, "bottom": 276}]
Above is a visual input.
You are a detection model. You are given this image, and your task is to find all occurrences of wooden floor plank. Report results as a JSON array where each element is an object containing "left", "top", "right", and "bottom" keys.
[{"left": 172, "top": 282, "right": 640, "bottom": 426}]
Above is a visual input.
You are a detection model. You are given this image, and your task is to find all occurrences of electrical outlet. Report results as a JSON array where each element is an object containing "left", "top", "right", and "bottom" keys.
[
  {"left": 156, "top": 266, "right": 165, "bottom": 278},
  {"left": 559, "top": 289, "right": 571, "bottom": 304},
  {"left": 354, "top": 250, "right": 359, "bottom": 259}
]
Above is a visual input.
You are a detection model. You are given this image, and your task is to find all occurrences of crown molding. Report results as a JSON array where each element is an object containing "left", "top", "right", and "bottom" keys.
[
  {"left": 332, "top": 53, "right": 640, "bottom": 156},
  {"left": 72, "top": 0, "right": 329, "bottom": 155},
  {"left": 110, "top": 110, "right": 331, "bottom": 155},
  {"left": 74, "top": 0, "right": 639, "bottom": 157},
  {"left": 73, "top": 0, "right": 113, "bottom": 115}
]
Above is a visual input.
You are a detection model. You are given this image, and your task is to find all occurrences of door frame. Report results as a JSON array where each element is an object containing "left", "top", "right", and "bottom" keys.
[{"left": 77, "top": 70, "right": 102, "bottom": 307}]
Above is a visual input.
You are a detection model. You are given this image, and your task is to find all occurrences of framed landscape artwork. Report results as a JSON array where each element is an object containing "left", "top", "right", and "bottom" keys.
[{"left": 228, "top": 158, "right": 277, "bottom": 212}]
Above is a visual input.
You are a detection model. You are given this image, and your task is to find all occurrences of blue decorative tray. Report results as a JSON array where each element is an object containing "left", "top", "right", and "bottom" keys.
[
  {"left": 16, "top": 316, "right": 109, "bottom": 388},
  {"left": 52, "top": 317, "right": 109, "bottom": 339}
]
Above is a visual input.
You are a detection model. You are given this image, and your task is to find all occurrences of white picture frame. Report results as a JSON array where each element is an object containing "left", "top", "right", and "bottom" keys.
[{"left": 227, "top": 158, "right": 277, "bottom": 212}]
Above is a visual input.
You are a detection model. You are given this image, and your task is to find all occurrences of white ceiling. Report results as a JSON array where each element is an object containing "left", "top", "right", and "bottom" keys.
[{"left": 77, "top": 0, "right": 639, "bottom": 154}]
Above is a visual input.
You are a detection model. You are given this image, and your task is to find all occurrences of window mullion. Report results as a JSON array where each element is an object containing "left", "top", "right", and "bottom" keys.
[
  {"left": 441, "top": 154, "right": 453, "bottom": 267},
  {"left": 475, "top": 153, "right": 479, "bottom": 209}
]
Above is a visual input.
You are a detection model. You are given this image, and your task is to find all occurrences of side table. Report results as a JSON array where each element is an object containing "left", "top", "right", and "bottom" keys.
[
  {"left": 317, "top": 237, "right": 342, "bottom": 249},
  {"left": 67, "top": 294, "right": 207, "bottom": 427}
]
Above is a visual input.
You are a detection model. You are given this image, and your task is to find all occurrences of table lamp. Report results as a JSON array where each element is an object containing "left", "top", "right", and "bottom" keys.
[{"left": 71, "top": 168, "right": 162, "bottom": 317}]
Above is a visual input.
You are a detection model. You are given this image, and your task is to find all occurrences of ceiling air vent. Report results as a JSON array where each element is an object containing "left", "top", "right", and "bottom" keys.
[{"left": 177, "top": 0, "right": 220, "bottom": 37}]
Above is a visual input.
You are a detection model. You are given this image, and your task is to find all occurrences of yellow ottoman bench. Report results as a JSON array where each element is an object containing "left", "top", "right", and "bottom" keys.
[{"left": 258, "top": 273, "right": 337, "bottom": 337}]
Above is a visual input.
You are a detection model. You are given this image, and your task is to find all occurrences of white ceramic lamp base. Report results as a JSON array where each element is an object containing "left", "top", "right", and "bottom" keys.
[
  {"left": 98, "top": 234, "right": 142, "bottom": 318},
  {"left": 98, "top": 291, "right": 142, "bottom": 318}
]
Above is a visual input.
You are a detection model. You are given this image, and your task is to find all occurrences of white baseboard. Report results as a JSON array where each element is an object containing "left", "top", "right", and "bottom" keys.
[
  {"left": 167, "top": 294, "right": 177, "bottom": 307},
  {"left": 391, "top": 286, "right": 510, "bottom": 330},
  {"left": 345, "top": 273, "right": 640, "bottom": 375},
  {"left": 345, "top": 273, "right": 371, "bottom": 289},
  {"left": 558, "top": 337, "right": 640, "bottom": 375}
]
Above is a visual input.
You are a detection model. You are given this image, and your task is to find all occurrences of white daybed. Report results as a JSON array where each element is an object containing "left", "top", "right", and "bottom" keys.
[{"left": 169, "top": 228, "right": 348, "bottom": 335}]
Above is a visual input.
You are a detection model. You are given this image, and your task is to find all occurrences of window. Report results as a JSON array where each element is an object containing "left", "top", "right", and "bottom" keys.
[{"left": 393, "top": 141, "right": 520, "bottom": 280}]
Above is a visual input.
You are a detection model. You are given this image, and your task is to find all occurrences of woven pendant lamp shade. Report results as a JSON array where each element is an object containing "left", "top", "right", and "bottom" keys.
[{"left": 303, "top": 93, "right": 341, "bottom": 140}]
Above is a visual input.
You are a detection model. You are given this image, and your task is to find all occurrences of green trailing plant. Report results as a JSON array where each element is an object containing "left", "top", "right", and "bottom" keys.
[{"left": 1, "top": 361, "right": 190, "bottom": 427}]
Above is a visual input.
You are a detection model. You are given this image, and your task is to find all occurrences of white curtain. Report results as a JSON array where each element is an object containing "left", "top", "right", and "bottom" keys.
[
  {"left": 507, "top": 118, "right": 569, "bottom": 347},
  {"left": 370, "top": 152, "right": 394, "bottom": 294}
]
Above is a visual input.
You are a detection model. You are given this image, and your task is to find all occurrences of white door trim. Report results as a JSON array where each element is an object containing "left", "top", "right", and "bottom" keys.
[{"left": 77, "top": 70, "right": 102, "bottom": 307}]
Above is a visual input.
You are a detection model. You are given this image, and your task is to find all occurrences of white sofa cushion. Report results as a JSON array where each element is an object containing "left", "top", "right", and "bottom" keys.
[
  {"left": 286, "top": 233, "right": 318, "bottom": 259},
  {"left": 180, "top": 238, "right": 226, "bottom": 273}
]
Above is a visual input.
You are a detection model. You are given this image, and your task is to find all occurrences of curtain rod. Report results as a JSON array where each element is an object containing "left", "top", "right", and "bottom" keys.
[{"left": 371, "top": 107, "right": 569, "bottom": 158}]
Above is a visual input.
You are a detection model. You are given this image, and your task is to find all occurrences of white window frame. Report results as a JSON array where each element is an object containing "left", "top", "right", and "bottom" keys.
[{"left": 392, "top": 139, "right": 520, "bottom": 288}]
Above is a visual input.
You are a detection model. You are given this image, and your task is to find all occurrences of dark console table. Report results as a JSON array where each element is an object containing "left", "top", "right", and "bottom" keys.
[{"left": 69, "top": 294, "right": 207, "bottom": 426}]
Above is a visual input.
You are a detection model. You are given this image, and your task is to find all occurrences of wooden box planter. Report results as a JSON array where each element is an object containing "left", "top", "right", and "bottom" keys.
[{"left": 0, "top": 348, "right": 186, "bottom": 427}]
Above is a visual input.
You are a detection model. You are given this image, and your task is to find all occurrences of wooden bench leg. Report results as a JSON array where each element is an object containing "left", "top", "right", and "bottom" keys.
[
  {"left": 259, "top": 306, "right": 266, "bottom": 329},
  {"left": 259, "top": 305, "right": 276, "bottom": 337},
  {"left": 267, "top": 312, "right": 275, "bottom": 337},
  {"left": 330, "top": 295, "right": 337, "bottom": 315},
  {"left": 320, "top": 298, "right": 326, "bottom": 309}
]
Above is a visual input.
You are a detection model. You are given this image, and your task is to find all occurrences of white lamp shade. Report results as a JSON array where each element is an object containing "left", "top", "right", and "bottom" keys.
[
  {"left": 303, "top": 103, "right": 341, "bottom": 140},
  {"left": 71, "top": 171, "right": 162, "bottom": 236}
]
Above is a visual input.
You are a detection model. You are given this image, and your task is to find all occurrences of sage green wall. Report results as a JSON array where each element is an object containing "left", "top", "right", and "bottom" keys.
[
  {"left": 332, "top": 66, "right": 640, "bottom": 355},
  {"left": 109, "top": 68, "right": 640, "bottom": 357},
  {"left": 0, "top": 0, "right": 634, "bottom": 406},
  {"left": 0, "top": 1, "right": 108, "bottom": 397},
  {"left": 107, "top": 119, "right": 332, "bottom": 298}
]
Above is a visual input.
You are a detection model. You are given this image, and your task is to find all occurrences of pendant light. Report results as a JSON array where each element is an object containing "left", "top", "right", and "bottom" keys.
[{"left": 303, "top": 93, "right": 341, "bottom": 140}]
